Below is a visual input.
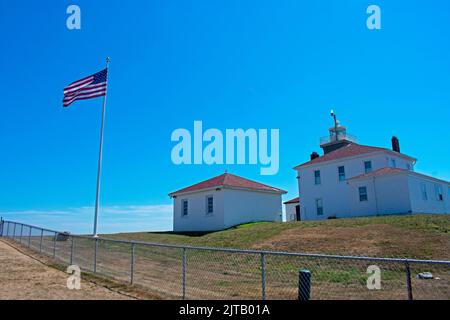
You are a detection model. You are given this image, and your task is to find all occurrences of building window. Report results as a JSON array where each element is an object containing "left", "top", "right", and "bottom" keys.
[
  {"left": 314, "top": 170, "right": 321, "bottom": 185},
  {"left": 206, "top": 196, "right": 214, "bottom": 214},
  {"left": 364, "top": 161, "right": 372, "bottom": 174},
  {"left": 338, "top": 166, "right": 346, "bottom": 181},
  {"left": 435, "top": 185, "right": 444, "bottom": 201},
  {"left": 316, "top": 199, "right": 323, "bottom": 215},
  {"left": 390, "top": 158, "right": 397, "bottom": 168},
  {"left": 421, "top": 183, "right": 428, "bottom": 201},
  {"left": 359, "top": 186, "right": 368, "bottom": 202},
  {"left": 182, "top": 200, "right": 188, "bottom": 216}
]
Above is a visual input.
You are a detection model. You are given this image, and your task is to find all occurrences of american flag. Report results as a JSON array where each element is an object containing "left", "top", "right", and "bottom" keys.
[{"left": 63, "top": 69, "right": 108, "bottom": 107}]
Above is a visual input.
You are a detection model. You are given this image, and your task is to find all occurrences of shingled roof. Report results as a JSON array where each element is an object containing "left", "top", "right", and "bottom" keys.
[
  {"left": 294, "top": 143, "right": 416, "bottom": 169},
  {"left": 348, "top": 167, "right": 408, "bottom": 181},
  {"left": 283, "top": 197, "right": 300, "bottom": 205},
  {"left": 169, "top": 173, "right": 287, "bottom": 196},
  {"left": 348, "top": 167, "right": 450, "bottom": 185}
]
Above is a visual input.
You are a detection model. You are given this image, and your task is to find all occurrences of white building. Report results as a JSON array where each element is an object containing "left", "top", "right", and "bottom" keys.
[
  {"left": 284, "top": 197, "right": 300, "bottom": 221},
  {"left": 169, "top": 172, "right": 286, "bottom": 232},
  {"left": 294, "top": 115, "right": 450, "bottom": 221}
]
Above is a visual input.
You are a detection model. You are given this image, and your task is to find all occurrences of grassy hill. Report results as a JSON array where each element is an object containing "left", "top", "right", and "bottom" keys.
[{"left": 106, "top": 214, "right": 450, "bottom": 260}]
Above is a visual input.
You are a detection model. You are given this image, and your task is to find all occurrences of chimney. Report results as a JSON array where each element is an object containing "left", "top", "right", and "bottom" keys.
[
  {"left": 310, "top": 152, "right": 320, "bottom": 160},
  {"left": 391, "top": 136, "right": 400, "bottom": 153}
]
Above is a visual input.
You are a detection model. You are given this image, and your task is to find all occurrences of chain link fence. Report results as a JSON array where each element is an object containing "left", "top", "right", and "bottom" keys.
[{"left": 1, "top": 219, "right": 448, "bottom": 300}]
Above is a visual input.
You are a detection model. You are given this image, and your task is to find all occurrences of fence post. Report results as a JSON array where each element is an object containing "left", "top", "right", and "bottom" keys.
[
  {"left": 182, "top": 247, "right": 187, "bottom": 300},
  {"left": 298, "top": 269, "right": 311, "bottom": 301},
  {"left": 28, "top": 227, "right": 32, "bottom": 247},
  {"left": 53, "top": 232, "right": 57, "bottom": 258},
  {"left": 261, "top": 253, "right": 266, "bottom": 300},
  {"left": 39, "top": 229, "right": 43, "bottom": 253},
  {"left": 405, "top": 260, "right": 413, "bottom": 300},
  {"left": 94, "top": 238, "right": 98, "bottom": 273},
  {"left": 130, "top": 243, "right": 135, "bottom": 284},
  {"left": 0, "top": 218, "right": 3, "bottom": 237},
  {"left": 6, "top": 222, "right": 10, "bottom": 237},
  {"left": 20, "top": 224, "right": 24, "bottom": 243},
  {"left": 70, "top": 237, "right": 74, "bottom": 265},
  {"left": 13, "top": 223, "right": 16, "bottom": 239}
]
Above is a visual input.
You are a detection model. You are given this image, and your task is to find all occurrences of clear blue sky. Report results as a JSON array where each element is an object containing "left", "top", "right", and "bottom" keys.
[{"left": 1, "top": 1, "right": 449, "bottom": 233}]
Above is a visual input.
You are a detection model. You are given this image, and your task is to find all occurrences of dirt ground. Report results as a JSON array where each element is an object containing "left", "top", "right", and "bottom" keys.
[{"left": 0, "top": 240, "right": 134, "bottom": 300}]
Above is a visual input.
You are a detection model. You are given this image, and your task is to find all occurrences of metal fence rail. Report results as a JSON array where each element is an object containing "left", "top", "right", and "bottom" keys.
[{"left": 0, "top": 219, "right": 449, "bottom": 300}]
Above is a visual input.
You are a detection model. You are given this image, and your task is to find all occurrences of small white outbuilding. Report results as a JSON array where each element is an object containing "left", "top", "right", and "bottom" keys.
[
  {"left": 169, "top": 172, "right": 286, "bottom": 232},
  {"left": 284, "top": 197, "right": 300, "bottom": 221}
]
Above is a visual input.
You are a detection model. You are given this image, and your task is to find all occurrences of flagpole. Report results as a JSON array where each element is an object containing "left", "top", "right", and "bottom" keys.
[{"left": 93, "top": 57, "right": 110, "bottom": 237}]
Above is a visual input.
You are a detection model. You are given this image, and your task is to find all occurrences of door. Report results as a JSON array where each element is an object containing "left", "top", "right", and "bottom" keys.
[{"left": 295, "top": 205, "right": 301, "bottom": 221}]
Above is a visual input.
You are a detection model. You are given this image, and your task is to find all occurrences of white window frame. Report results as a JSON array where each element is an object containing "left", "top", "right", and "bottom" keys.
[
  {"left": 205, "top": 195, "right": 214, "bottom": 215},
  {"left": 420, "top": 183, "right": 428, "bottom": 201},
  {"left": 364, "top": 161, "right": 372, "bottom": 174},
  {"left": 359, "top": 186, "right": 368, "bottom": 202},
  {"left": 181, "top": 199, "right": 188, "bottom": 217},
  {"left": 435, "top": 184, "right": 443, "bottom": 201},
  {"left": 314, "top": 170, "right": 321, "bottom": 185},
  {"left": 338, "top": 166, "right": 346, "bottom": 182},
  {"left": 316, "top": 198, "right": 323, "bottom": 215}
]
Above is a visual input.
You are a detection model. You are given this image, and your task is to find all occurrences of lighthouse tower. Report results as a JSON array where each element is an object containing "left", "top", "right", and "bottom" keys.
[{"left": 320, "top": 110, "right": 357, "bottom": 154}]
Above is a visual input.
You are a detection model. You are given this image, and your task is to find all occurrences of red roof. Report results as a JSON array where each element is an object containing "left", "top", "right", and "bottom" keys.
[
  {"left": 283, "top": 197, "right": 300, "bottom": 204},
  {"left": 348, "top": 167, "right": 408, "bottom": 181},
  {"left": 294, "top": 143, "right": 415, "bottom": 169},
  {"left": 349, "top": 167, "right": 450, "bottom": 185},
  {"left": 169, "top": 173, "right": 287, "bottom": 196}
]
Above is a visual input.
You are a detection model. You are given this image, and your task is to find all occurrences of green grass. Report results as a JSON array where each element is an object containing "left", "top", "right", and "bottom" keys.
[
  {"left": 105, "top": 221, "right": 292, "bottom": 248},
  {"left": 104, "top": 214, "right": 450, "bottom": 260},
  {"left": 66, "top": 214, "right": 450, "bottom": 299}
]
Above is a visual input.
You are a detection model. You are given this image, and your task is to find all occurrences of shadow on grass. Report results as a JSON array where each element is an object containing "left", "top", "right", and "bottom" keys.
[{"left": 145, "top": 221, "right": 273, "bottom": 237}]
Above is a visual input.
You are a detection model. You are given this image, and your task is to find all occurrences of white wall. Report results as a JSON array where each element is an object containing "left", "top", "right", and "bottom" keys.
[
  {"left": 223, "top": 189, "right": 283, "bottom": 228},
  {"left": 285, "top": 203, "right": 297, "bottom": 221},
  {"left": 173, "top": 188, "right": 284, "bottom": 232},
  {"left": 345, "top": 173, "right": 450, "bottom": 217},
  {"left": 297, "top": 151, "right": 415, "bottom": 220},
  {"left": 347, "top": 179, "right": 378, "bottom": 217},
  {"left": 173, "top": 189, "right": 225, "bottom": 232},
  {"left": 349, "top": 174, "right": 411, "bottom": 216},
  {"left": 372, "top": 174, "right": 411, "bottom": 214},
  {"left": 408, "top": 175, "right": 450, "bottom": 214}
]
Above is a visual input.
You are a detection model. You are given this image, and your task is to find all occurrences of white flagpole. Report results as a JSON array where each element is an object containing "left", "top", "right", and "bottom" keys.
[{"left": 93, "top": 57, "right": 110, "bottom": 237}]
